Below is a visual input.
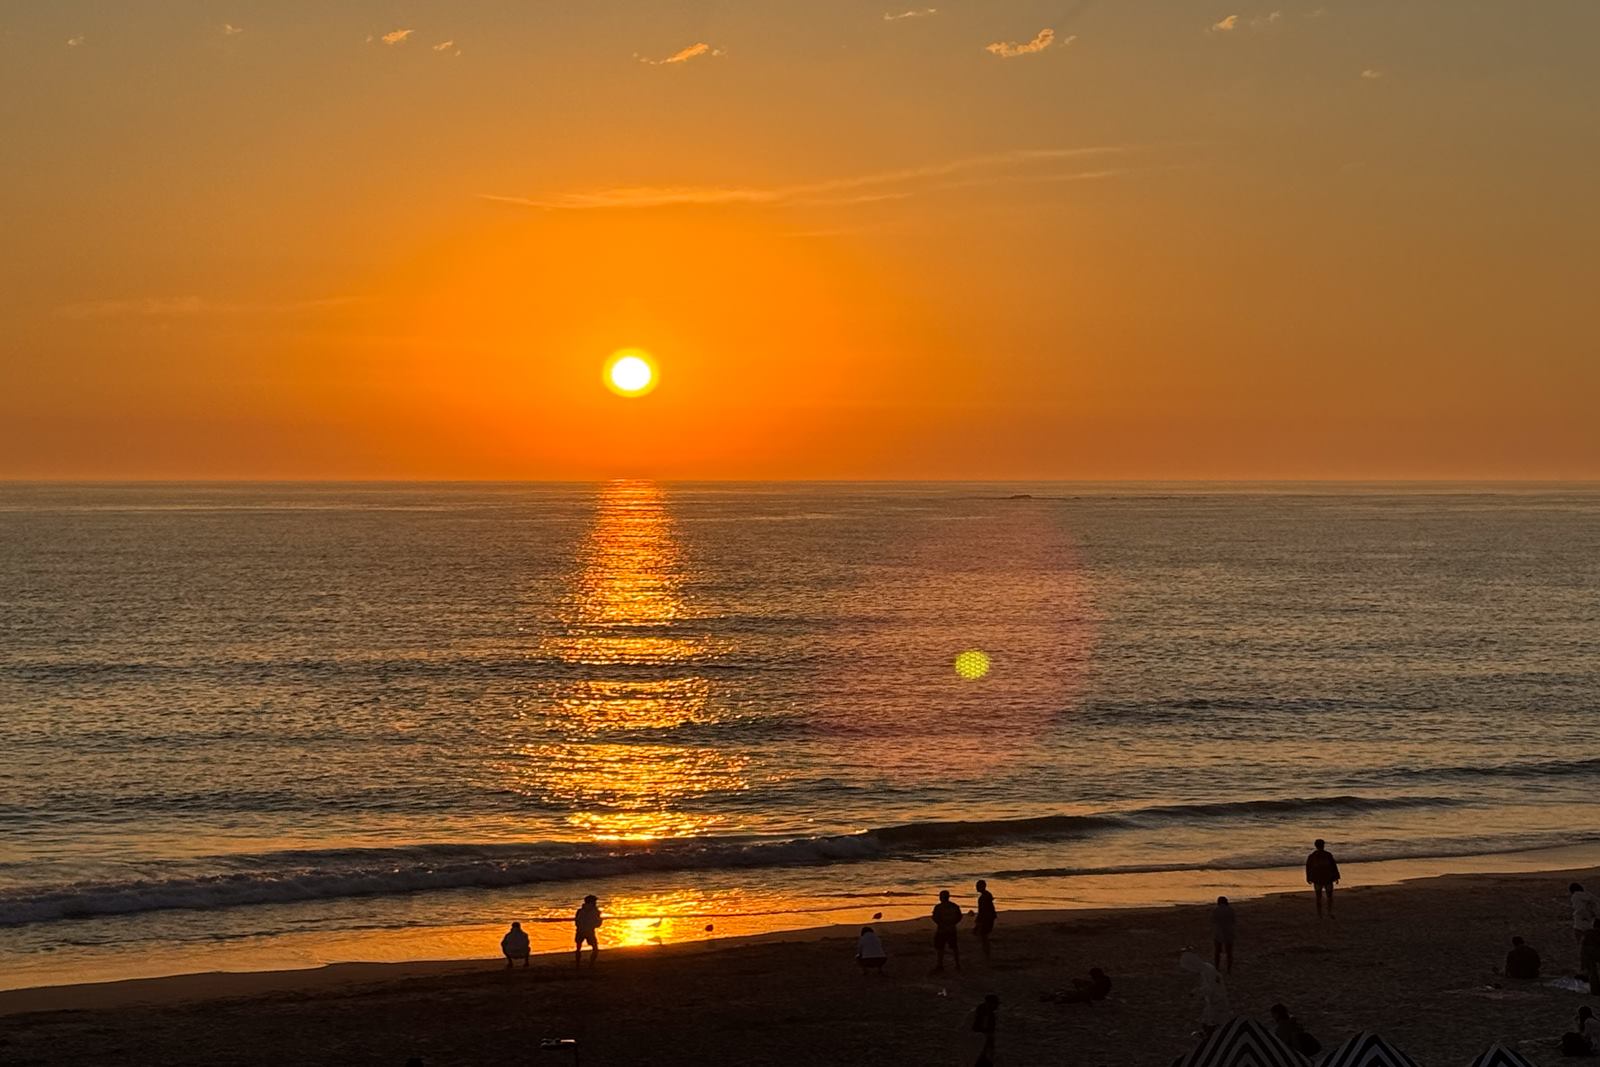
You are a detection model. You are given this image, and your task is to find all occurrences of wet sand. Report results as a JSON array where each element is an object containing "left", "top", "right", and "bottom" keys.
[{"left": 2, "top": 866, "right": 1594, "bottom": 1065}]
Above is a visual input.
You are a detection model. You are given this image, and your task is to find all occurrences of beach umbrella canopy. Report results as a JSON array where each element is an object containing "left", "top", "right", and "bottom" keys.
[
  {"left": 1172, "top": 1017, "right": 1310, "bottom": 1067},
  {"left": 1317, "top": 1032, "right": 1419, "bottom": 1067},
  {"left": 1464, "top": 1046, "right": 1535, "bottom": 1067}
]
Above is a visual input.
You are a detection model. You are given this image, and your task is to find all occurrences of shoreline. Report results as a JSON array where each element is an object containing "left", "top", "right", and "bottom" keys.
[
  {"left": 8, "top": 840, "right": 1600, "bottom": 1004},
  {"left": 5, "top": 862, "right": 1596, "bottom": 1064},
  {"left": 12, "top": 857, "right": 1600, "bottom": 1017}
]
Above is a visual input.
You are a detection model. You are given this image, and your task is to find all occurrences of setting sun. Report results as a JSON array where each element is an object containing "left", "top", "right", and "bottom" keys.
[{"left": 605, "top": 351, "right": 658, "bottom": 398}]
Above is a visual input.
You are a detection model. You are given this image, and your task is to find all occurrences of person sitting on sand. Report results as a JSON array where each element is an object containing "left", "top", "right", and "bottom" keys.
[
  {"left": 1211, "top": 896, "right": 1236, "bottom": 973},
  {"left": 974, "top": 879, "right": 997, "bottom": 959},
  {"left": 1503, "top": 935, "right": 1541, "bottom": 980},
  {"left": 574, "top": 895, "right": 603, "bottom": 969},
  {"left": 1269, "top": 1003, "right": 1322, "bottom": 1057},
  {"left": 856, "top": 926, "right": 888, "bottom": 975},
  {"left": 1306, "top": 839, "right": 1341, "bottom": 918},
  {"left": 1561, "top": 1006, "right": 1597, "bottom": 1057},
  {"left": 931, "top": 890, "right": 964, "bottom": 974},
  {"left": 1041, "top": 967, "right": 1112, "bottom": 1005},
  {"left": 500, "top": 921, "right": 530, "bottom": 969},
  {"left": 1179, "top": 951, "right": 1230, "bottom": 1037}
]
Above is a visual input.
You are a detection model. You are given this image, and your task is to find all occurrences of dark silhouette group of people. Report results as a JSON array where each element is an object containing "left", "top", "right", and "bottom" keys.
[{"left": 487, "top": 843, "right": 1599, "bottom": 1062}]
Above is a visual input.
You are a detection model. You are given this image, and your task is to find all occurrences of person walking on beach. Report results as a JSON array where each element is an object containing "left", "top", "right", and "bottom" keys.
[
  {"left": 1306, "top": 839, "right": 1341, "bottom": 918},
  {"left": 856, "top": 926, "right": 888, "bottom": 975},
  {"left": 931, "top": 889, "right": 964, "bottom": 974},
  {"left": 1570, "top": 882, "right": 1599, "bottom": 977},
  {"left": 1211, "top": 896, "right": 1236, "bottom": 973},
  {"left": 974, "top": 879, "right": 997, "bottom": 959},
  {"left": 500, "top": 920, "right": 530, "bottom": 969},
  {"left": 971, "top": 993, "right": 1000, "bottom": 1067},
  {"left": 574, "top": 895, "right": 603, "bottom": 970}
]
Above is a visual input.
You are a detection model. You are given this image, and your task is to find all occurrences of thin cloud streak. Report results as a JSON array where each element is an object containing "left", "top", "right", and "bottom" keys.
[
  {"left": 222, "top": 23, "right": 243, "bottom": 36},
  {"left": 985, "top": 28, "right": 1062, "bottom": 58},
  {"left": 480, "top": 147, "right": 1132, "bottom": 211},
  {"left": 1211, "top": 14, "right": 1239, "bottom": 32},
  {"left": 883, "top": 8, "right": 937, "bottom": 20},
  {"left": 639, "top": 42, "right": 724, "bottom": 65},
  {"left": 380, "top": 29, "right": 413, "bottom": 45},
  {"left": 57, "top": 296, "right": 359, "bottom": 320}
]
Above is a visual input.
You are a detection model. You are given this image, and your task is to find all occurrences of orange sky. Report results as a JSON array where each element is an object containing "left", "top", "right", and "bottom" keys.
[{"left": 3, "top": 2, "right": 1597, "bottom": 479}]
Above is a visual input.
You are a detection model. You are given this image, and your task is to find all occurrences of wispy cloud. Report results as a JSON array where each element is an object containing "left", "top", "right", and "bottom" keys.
[
  {"left": 222, "top": 23, "right": 243, "bottom": 36},
  {"left": 985, "top": 28, "right": 1063, "bottom": 58},
  {"left": 480, "top": 146, "right": 1130, "bottom": 211},
  {"left": 57, "top": 296, "right": 358, "bottom": 320},
  {"left": 380, "top": 28, "right": 413, "bottom": 45},
  {"left": 1360, "top": 68, "right": 1383, "bottom": 80},
  {"left": 638, "top": 42, "right": 724, "bottom": 65},
  {"left": 883, "top": 8, "right": 937, "bottom": 20},
  {"left": 1210, "top": 14, "right": 1239, "bottom": 32},
  {"left": 66, "top": 35, "right": 85, "bottom": 47}
]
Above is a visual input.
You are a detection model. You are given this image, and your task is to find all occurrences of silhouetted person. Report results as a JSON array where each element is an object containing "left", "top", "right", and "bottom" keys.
[
  {"left": 1562, "top": 1006, "right": 1597, "bottom": 1057},
  {"left": 1582, "top": 924, "right": 1600, "bottom": 995},
  {"left": 972, "top": 993, "right": 1000, "bottom": 1066},
  {"left": 574, "top": 895, "right": 602, "bottom": 969},
  {"left": 931, "top": 889, "right": 964, "bottom": 973},
  {"left": 1269, "top": 1003, "right": 1322, "bottom": 1057},
  {"left": 501, "top": 920, "right": 530, "bottom": 969},
  {"left": 1572, "top": 883, "right": 1599, "bottom": 977},
  {"left": 1504, "top": 936, "right": 1541, "bottom": 980},
  {"left": 1211, "top": 896, "right": 1236, "bottom": 973},
  {"left": 974, "top": 879, "right": 997, "bottom": 959},
  {"left": 1306, "top": 839, "right": 1340, "bottom": 917},
  {"left": 856, "top": 926, "right": 888, "bottom": 975}
]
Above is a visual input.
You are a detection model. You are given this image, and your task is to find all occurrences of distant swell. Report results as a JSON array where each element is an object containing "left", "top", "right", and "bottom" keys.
[{"left": 0, "top": 793, "right": 1464, "bottom": 927}]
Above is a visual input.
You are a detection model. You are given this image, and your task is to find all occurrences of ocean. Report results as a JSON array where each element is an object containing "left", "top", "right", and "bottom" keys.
[{"left": 3, "top": 482, "right": 1598, "bottom": 989}]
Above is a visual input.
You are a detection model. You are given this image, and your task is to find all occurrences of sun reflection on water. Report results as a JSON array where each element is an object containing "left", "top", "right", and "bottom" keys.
[{"left": 512, "top": 481, "right": 749, "bottom": 840}]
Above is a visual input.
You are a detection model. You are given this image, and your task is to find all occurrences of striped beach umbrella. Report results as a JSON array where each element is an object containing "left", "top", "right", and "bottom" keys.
[
  {"left": 1172, "top": 1017, "right": 1310, "bottom": 1067},
  {"left": 1464, "top": 1046, "right": 1536, "bottom": 1067},
  {"left": 1316, "top": 1032, "right": 1419, "bottom": 1067}
]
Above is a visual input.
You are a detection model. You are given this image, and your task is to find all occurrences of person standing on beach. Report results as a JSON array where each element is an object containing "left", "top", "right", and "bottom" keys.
[
  {"left": 500, "top": 921, "right": 530, "bottom": 969},
  {"left": 1570, "top": 882, "right": 1599, "bottom": 977},
  {"left": 1305, "top": 839, "right": 1340, "bottom": 918},
  {"left": 931, "top": 889, "right": 964, "bottom": 973},
  {"left": 974, "top": 879, "right": 997, "bottom": 959},
  {"left": 574, "top": 894, "right": 603, "bottom": 970},
  {"left": 1211, "top": 896, "right": 1236, "bottom": 973}
]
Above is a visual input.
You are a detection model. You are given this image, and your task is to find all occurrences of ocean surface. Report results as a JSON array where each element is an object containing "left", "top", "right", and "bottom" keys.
[{"left": 3, "top": 482, "right": 1599, "bottom": 988}]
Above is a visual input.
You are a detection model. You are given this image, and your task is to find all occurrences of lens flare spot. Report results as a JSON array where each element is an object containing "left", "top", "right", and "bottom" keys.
[{"left": 954, "top": 649, "right": 991, "bottom": 680}]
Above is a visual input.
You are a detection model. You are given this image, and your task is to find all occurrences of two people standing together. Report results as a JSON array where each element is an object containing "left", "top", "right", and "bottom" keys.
[{"left": 931, "top": 879, "right": 998, "bottom": 973}]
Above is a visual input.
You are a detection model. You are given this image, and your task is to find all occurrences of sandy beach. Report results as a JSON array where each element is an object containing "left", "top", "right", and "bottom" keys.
[{"left": 3, "top": 864, "right": 1594, "bottom": 1065}]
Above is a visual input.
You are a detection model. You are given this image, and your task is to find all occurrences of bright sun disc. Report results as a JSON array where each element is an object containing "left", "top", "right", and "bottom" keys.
[{"left": 604, "top": 350, "right": 658, "bottom": 397}]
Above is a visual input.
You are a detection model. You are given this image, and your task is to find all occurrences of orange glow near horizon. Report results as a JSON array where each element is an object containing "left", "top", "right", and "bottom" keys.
[{"left": 4, "top": 5, "right": 1598, "bottom": 479}]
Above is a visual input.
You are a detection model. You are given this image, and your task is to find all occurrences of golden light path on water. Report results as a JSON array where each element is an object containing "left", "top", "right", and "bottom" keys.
[{"left": 522, "top": 480, "right": 747, "bottom": 841}]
